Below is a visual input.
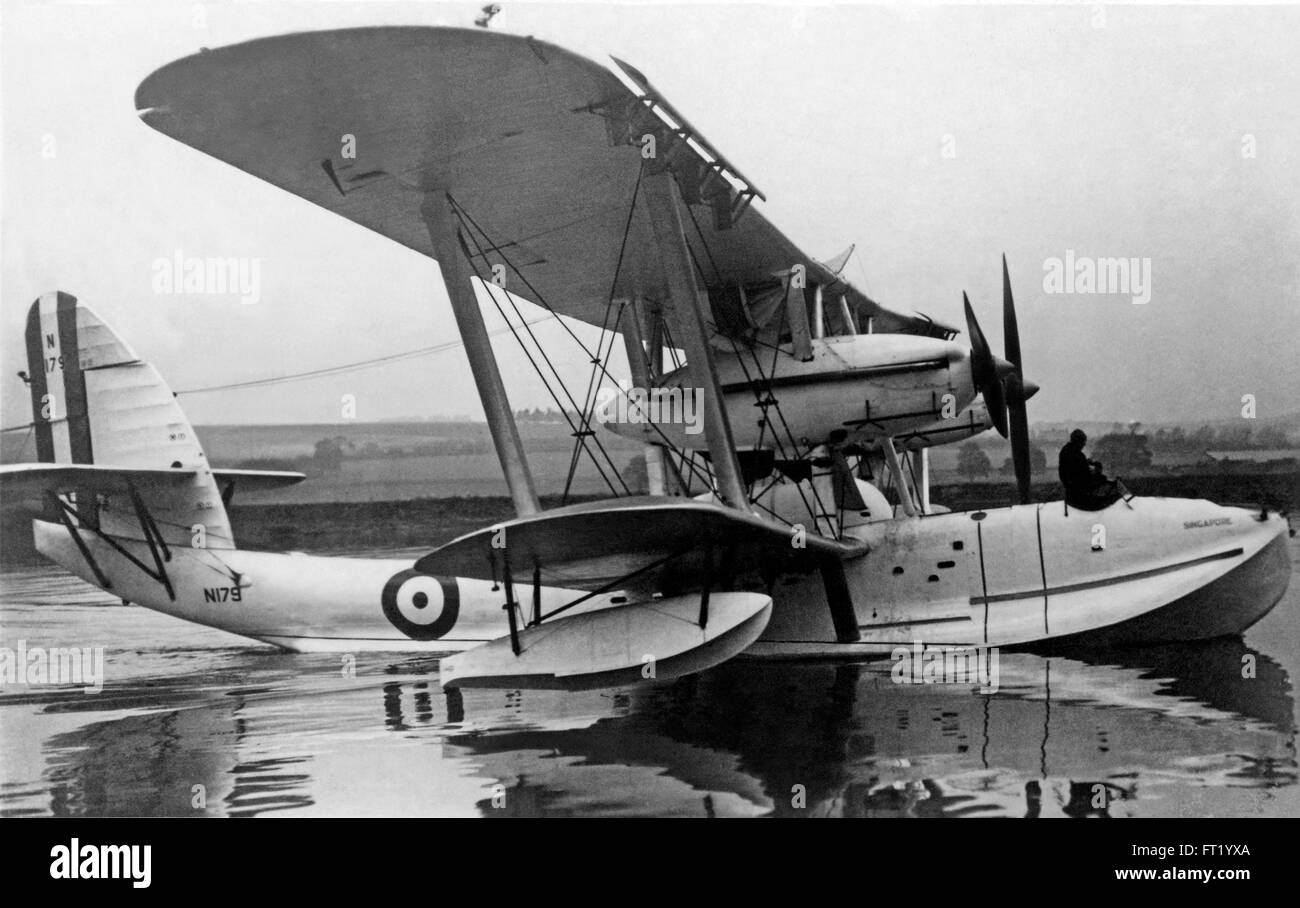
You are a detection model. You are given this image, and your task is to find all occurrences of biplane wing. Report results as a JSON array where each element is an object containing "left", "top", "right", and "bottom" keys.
[
  {"left": 416, "top": 496, "right": 865, "bottom": 688},
  {"left": 414, "top": 495, "right": 866, "bottom": 593},
  {"left": 131, "top": 27, "right": 921, "bottom": 684},
  {"left": 134, "top": 26, "right": 951, "bottom": 343}
]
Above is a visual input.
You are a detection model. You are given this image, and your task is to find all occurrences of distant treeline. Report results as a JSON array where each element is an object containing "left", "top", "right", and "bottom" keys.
[
  {"left": 957, "top": 426, "right": 1296, "bottom": 481},
  {"left": 932, "top": 470, "right": 1299, "bottom": 514},
  {"left": 244, "top": 419, "right": 1295, "bottom": 480},
  {"left": 1147, "top": 424, "right": 1292, "bottom": 451},
  {"left": 513, "top": 407, "right": 576, "bottom": 423},
  {"left": 1034, "top": 423, "right": 1293, "bottom": 452},
  {"left": 244, "top": 428, "right": 636, "bottom": 476}
]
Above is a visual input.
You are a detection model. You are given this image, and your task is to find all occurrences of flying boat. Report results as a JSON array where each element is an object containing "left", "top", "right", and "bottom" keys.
[{"left": 3, "top": 27, "right": 1290, "bottom": 688}]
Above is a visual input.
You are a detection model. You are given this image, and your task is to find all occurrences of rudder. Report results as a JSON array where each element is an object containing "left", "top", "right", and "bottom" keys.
[{"left": 24, "top": 291, "right": 234, "bottom": 549}]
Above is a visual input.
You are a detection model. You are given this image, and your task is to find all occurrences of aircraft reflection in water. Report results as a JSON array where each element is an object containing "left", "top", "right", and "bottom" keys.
[
  {"left": 433, "top": 641, "right": 1296, "bottom": 817},
  {"left": 27, "top": 660, "right": 319, "bottom": 817},
  {"left": 20, "top": 633, "right": 1291, "bottom": 818}
]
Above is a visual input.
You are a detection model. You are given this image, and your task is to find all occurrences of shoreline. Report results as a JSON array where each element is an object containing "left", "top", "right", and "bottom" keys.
[{"left": 2, "top": 471, "right": 1294, "bottom": 569}]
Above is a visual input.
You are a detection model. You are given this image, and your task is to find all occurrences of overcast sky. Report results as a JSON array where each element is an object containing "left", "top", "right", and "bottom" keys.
[{"left": 2, "top": 0, "right": 1297, "bottom": 429}]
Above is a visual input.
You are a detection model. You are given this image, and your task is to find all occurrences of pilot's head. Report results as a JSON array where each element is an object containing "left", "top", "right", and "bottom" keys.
[{"left": 1070, "top": 429, "right": 1087, "bottom": 446}]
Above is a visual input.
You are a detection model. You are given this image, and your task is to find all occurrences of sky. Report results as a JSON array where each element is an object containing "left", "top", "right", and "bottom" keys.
[{"left": 2, "top": 0, "right": 1298, "bottom": 428}]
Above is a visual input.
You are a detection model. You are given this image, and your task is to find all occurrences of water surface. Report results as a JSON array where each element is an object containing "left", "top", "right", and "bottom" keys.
[{"left": 2, "top": 537, "right": 1296, "bottom": 817}]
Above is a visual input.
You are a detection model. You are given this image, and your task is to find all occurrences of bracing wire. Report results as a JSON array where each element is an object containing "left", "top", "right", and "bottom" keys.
[{"left": 448, "top": 196, "right": 628, "bottom": 496}]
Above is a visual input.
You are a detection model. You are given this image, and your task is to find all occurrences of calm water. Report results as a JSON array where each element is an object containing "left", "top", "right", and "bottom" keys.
[{"left": 2, "top": 535, "right": 1297, "bottom": 818}]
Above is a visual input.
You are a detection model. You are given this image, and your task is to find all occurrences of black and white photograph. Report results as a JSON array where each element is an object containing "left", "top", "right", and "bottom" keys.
[{"left": 1, "top": 0, "right": 1297, "bottom": 846}]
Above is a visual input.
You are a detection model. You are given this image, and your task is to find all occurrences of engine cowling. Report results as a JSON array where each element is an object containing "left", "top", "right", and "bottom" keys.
[{"left": 602, "top": 333, "right": 979, "bottom": 451}]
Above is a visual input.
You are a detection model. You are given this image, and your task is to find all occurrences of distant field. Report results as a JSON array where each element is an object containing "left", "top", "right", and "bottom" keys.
[
  {"left": 3, "top": 419, "right": 1292, "bottom": 503},
  {"left": 196, "top": 420, "right": 644, "bottom": 502},
  {"left": 227, "top": 471, "right": 1300, "bottom": 557},
  {"left": 197, "top": 422, "right": 1073, "bottom": 502},
  {"left": 231, "top": 449, "right": 640, "bottom": 503}
]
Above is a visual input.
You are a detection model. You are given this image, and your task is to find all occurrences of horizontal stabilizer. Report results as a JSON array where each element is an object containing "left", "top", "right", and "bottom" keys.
[
  {"left": 1, "top": 463, "right": 196, "bottom": 506},
  {"left": 211, "top": 469, "right": 307, "bottom": 491},
  {"left": 440, "top": 592, "right": 772, "bottom": 690},
  {"left": 415, "top": 496, "right": 867, "bottom": 592},
  {"left": 0, "top": 464, "right": 304, "bottom": 511}
]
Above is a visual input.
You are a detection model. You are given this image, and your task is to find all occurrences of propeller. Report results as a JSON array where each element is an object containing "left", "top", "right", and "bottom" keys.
[
  {"left": 963, "top": 292, "right": 1008, "bottom": 437},
  {"left": 963, "top": 256, "right": 1040, "bottom": 504},
  {"left": 1001, "top": 254, "right": 1036, "bottom": 504}
]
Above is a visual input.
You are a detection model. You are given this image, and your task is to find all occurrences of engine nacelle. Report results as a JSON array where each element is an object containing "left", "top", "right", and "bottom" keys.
[{"left": 602, "top": 333, "right": 978, "bottom": 451}]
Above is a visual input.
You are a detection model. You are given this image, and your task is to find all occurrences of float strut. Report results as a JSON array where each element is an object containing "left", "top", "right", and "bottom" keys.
[
  {"left": 698, "top": 537, "right": 713, "bottom": 629},
  {"left": 820, "top": 558, "right": 861, "bottom": 643},
  {"left": 531, "top": 564, "right": 542, "bottom": 627},
  {"left": 502, "top": 553, "right": 521, "bottom": 656}
]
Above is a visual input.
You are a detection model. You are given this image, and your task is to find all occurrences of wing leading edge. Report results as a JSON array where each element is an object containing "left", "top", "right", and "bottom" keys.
[{"left": 135, "top": 26, "right": 952, "bottom": 343}]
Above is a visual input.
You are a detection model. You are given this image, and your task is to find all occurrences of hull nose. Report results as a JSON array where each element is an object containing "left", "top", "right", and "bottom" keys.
[
  {"left": 1159, "top": 513, "right": 1292, "bottom": 640},
  {"left": 1050, "top": 511, "right": 1292, "bottom": 648}
]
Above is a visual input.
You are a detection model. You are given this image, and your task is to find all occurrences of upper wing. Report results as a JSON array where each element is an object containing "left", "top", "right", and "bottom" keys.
[{"left": 134, "top": 27, "right": 952, "bottom": 343}]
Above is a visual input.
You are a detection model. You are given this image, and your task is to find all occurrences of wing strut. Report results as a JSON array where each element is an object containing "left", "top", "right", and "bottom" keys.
[
  {"left": 919, "top": 448, "right": 932, "bottom": 515},
  {"left": 838, "top": 295, "right": 859, "bottom": 335},
  {"left": 641, "top": 169, "right": 748, "bottom": 510},
  {"left": 421, "top": 193, "right": 539, "bottom": 517},
  {"left": 881, "top": 436, "right": 918, "bottom": 518},
  {"left": 620, "top": 298, "right": 669, "bottom": 496},
  {"left": 783, "top": 272, "right": 814, "bottom": 360}
]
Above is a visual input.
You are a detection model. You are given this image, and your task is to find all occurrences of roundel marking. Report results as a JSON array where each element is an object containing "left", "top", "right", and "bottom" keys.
[{"left": 381, "top": 569, "right": 460, "bottom": 640}]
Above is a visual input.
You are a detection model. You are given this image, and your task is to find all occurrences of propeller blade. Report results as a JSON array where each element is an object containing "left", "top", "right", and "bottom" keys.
[
  {"left": 829, "top": 447, "right": 868, "bottom": 511},
  {"left": 1002, "top": 256, "right": 1031, "bottom": 502},
  {"left": 963, "top": 292, "right": 991, "bottom": 382},
  {"left": 1002, "top": 253, "right": 1022, "bottom": 371},
  {"left": 984, "top": 376, "right": 1008, "bottom": 437},
  {"left": 964, "top": 292, "right": 1008, "bottom": 437},
  {"left": 1008, "top": 391, "right": 1031, "bottom": 503}
]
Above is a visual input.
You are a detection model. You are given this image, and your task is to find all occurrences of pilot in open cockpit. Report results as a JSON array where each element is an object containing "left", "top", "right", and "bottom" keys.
[{"left": 1059, "top": 429, "right": 1121, "bottom": 510}]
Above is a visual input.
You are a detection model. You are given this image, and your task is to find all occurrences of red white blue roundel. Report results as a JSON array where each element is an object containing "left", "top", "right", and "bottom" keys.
[{"left": 381, "top": 570, "right": 459, "bottom": 640}]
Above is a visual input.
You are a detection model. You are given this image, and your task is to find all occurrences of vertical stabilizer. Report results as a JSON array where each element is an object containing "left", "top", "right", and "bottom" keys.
[{"left": 24, "top": 292, "right": 234, "bottom": 548}]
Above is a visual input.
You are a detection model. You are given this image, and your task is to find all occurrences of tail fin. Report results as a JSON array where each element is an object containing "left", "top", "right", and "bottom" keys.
[{"left": 24, "top": 291, "right": 234, "bottom": 549}]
